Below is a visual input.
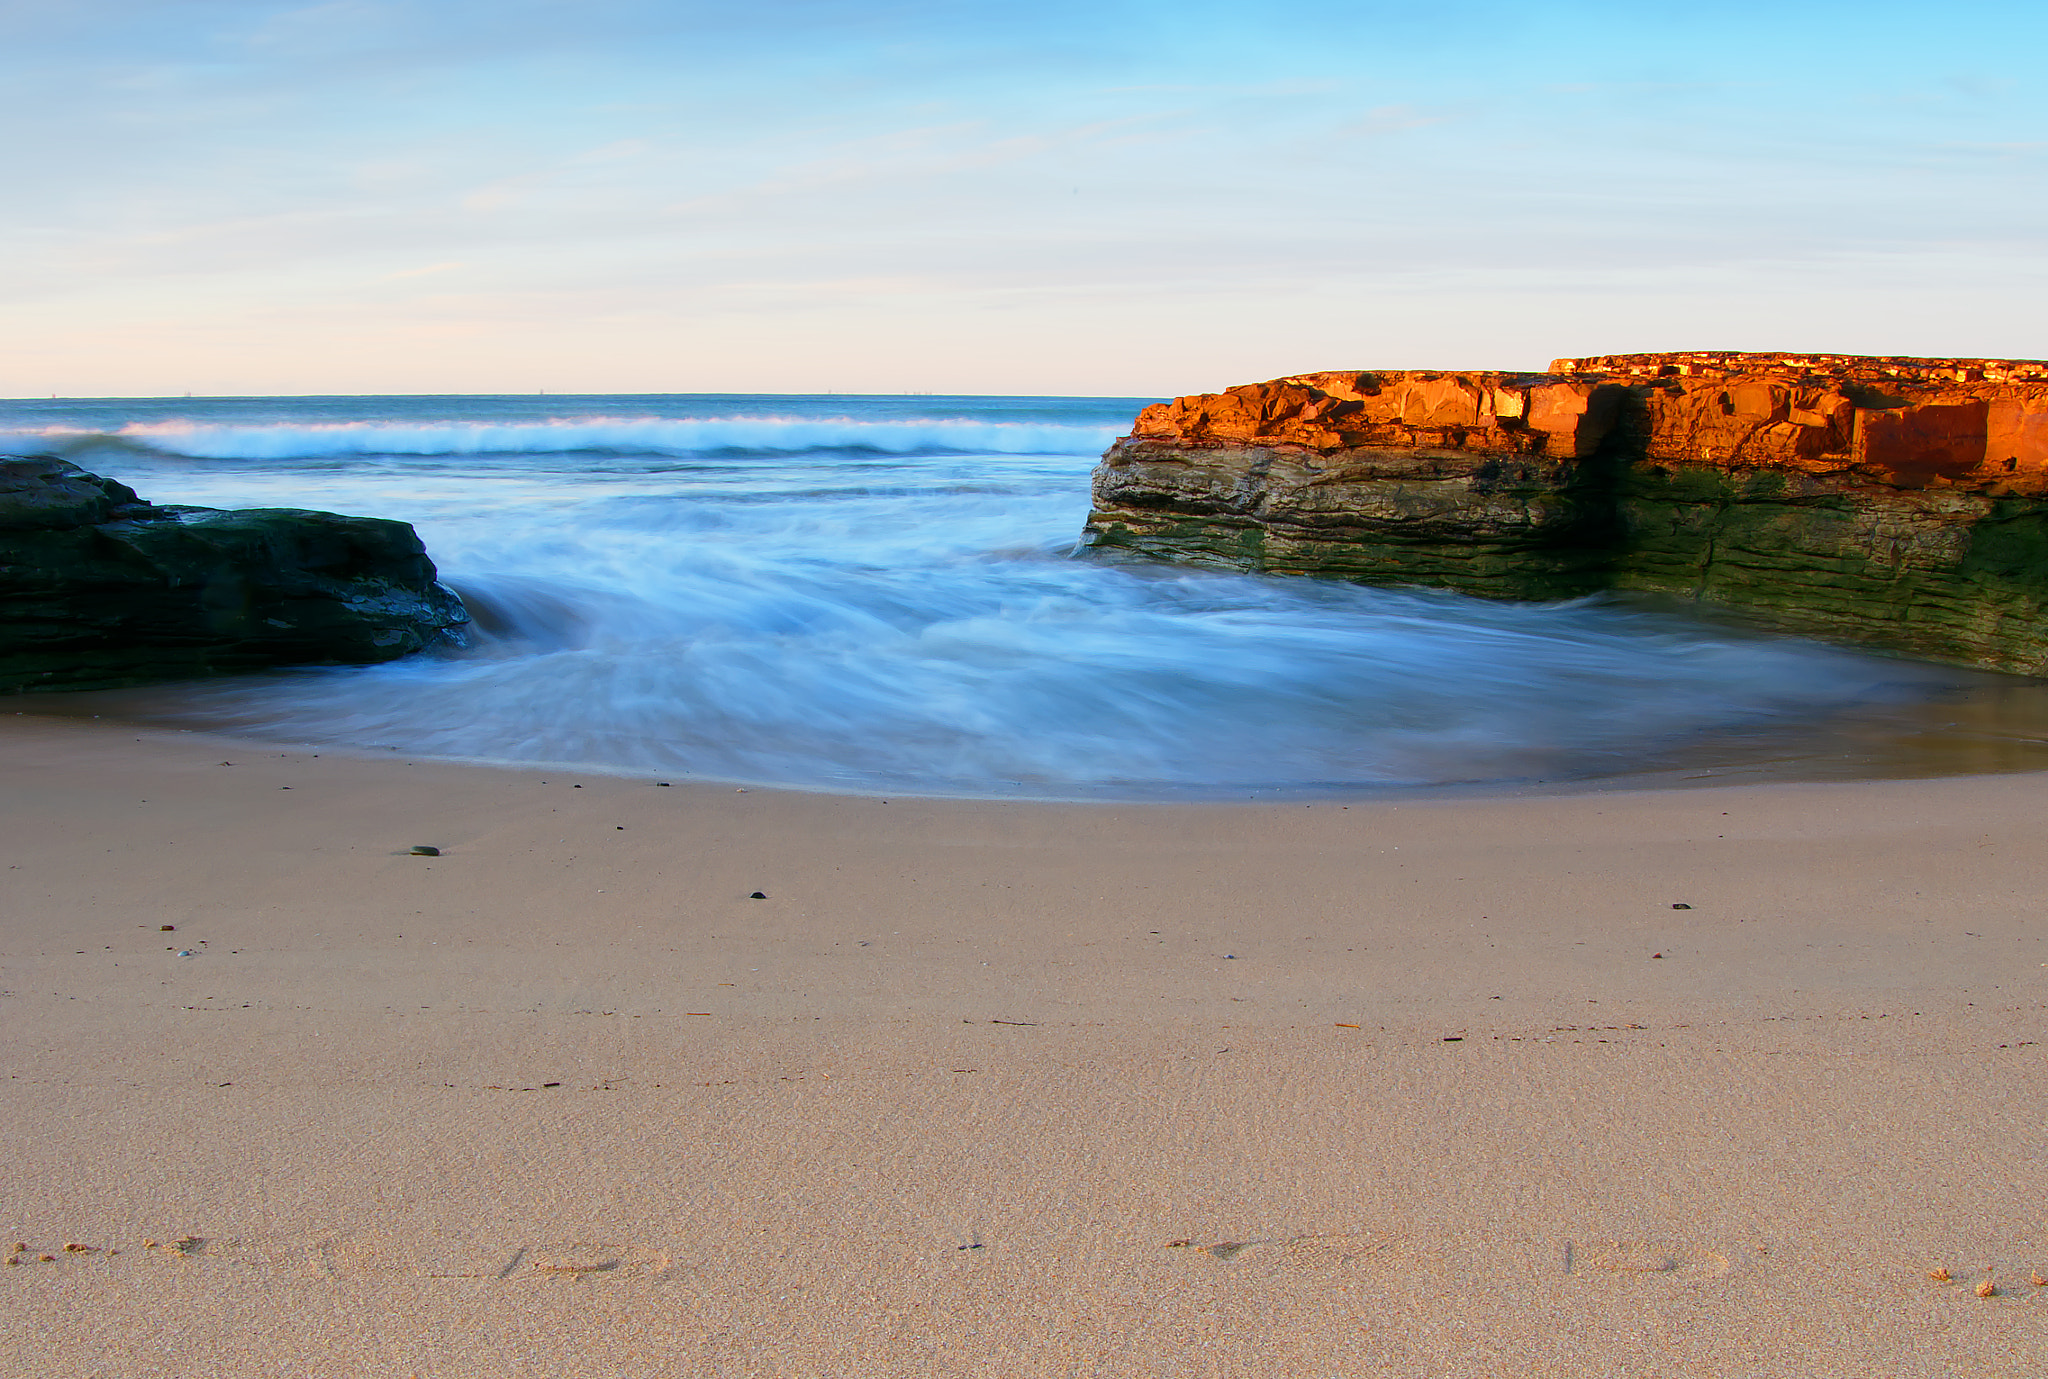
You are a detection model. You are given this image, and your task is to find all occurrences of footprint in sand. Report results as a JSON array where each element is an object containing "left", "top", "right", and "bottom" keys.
[
  {"left": 1168, "top": 1231, "right": 1408, "bottom": 1272},
  {"left": 10, "top": 1230, "right": 678, "bottom": 1283},
  {"left": 415, "top": 1240, "right": 676, "bottom": 1283},
  {"left": 1564, "top": 1238, "right": 1731, "bottom": 1280},
  {"left": 1164, "top": 1229, "right": 1735, "bottom": 1286},
  {"left": 175, "top": 1232, "right": 680, "bottom": 1282},
  {"left": 0, "top": 1233, "right": 333, "bottom": 1277},
  {"left": 518, "top": 1241, "right": 675, "bottom": 1282},
  {"left": 142, "top": 1233, "right": 356, "bottom": 1278}
]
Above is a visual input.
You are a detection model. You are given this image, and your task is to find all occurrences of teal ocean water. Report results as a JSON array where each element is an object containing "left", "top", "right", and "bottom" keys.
[{"left": 4, "top": 393, "right": 2037, "bottom": 798}]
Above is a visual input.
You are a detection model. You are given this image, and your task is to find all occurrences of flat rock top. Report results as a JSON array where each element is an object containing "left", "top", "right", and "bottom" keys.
[
  {"left": 1114, "top": 352, "right": 2048, "bottom": 494},
  {"left": 1550, "top": 350, "right": 2048, "bottom": 385}
]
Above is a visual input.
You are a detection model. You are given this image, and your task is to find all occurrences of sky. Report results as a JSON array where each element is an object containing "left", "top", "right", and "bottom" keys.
[{"left": 4, "top": 0, "right": 2046, "bottom": 396}]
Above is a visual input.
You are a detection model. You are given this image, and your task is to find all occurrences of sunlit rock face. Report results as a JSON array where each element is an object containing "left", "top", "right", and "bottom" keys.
[
  {"left": 1082, "top": 352, "right": 2048, "bottom": 674},
  {"left": 0, "top": 455, "right": 469, "bottom": 693}
]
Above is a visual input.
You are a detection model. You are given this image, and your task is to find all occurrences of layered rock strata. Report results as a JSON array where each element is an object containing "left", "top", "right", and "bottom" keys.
[
  {"left": 1083, "top": 352, "right": 2048, "bottom": 673},
  {"left": 0, "top": 455, "right": 469, "bottom": 693}
]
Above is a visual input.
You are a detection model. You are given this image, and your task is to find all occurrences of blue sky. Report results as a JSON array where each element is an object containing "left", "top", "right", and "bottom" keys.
[{"left": 5, "top": 0, "right": 2045, "bottom": 395}]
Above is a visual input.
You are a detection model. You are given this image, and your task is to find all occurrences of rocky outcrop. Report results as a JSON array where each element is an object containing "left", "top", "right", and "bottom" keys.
[
  {"left": 1082, "top": 352, "right": 2048, "bottom": 674},
  {"left": 0, "top": 455, "right": 469, "bottom": 693}
]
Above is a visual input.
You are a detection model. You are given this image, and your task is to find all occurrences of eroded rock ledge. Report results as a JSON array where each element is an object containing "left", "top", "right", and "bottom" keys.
[
  {"left": 1, "top": 455, "right": 469, "bottom": 693},
  {"left": 1082, "top": 351, "right": 2048, "bottom": 673}
]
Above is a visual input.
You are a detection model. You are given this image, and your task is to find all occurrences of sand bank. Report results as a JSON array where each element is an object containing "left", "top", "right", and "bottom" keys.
[{"left": 1, "top": 715, "right": 2042, "bottom": 1375}]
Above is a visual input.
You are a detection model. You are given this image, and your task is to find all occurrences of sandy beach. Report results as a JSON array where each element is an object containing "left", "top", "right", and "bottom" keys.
[{"left": 1, "top": 712, "right": 2043, "bottom": 1376}]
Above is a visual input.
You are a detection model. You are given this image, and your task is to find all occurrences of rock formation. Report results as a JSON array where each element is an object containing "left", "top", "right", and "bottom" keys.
[
  {"left": 0, "top": 455, "right": 469, "bottom": 693},
  {"left": 1083, "top": 352, "right": 2048, "bottom": 674}
]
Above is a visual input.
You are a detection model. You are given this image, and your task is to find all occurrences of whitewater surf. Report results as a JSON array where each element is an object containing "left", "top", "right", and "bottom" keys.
[{"left": 6, "top": 392, "right": 2040, "bottom": 798}]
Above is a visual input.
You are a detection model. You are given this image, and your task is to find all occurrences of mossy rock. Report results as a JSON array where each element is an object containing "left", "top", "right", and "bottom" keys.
[{"left": 0, "top": 455, "right": 470, "bottom": 693}]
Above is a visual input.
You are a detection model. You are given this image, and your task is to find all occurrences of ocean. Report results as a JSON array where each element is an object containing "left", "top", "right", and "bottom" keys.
[{"left": 6, "top": 392, "right": 2044, "bottom": 799}]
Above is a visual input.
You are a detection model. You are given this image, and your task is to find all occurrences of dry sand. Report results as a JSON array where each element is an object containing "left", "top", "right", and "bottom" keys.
[{"left": 1, "top": 713, "right": 2043, "bottom": 1376}]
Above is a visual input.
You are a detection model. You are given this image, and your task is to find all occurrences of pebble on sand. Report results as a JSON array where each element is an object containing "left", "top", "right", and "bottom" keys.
[{"left": 409, "top": 845, "right": 440, "bottom": 856}]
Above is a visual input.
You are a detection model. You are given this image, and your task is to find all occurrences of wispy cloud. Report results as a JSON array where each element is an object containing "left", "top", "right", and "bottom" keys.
[{"left": 5, "top": 0, "right": 2048, "bottom": 393}]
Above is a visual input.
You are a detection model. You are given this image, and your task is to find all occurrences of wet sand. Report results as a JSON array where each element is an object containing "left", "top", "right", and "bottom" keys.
[{"left": 1, "top": 713, "right": 2043, "bottom": 1375}]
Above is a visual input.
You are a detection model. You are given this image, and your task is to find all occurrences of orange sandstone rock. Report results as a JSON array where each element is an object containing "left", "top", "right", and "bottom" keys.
[
  {"left": 1126, "top": 353, "right": 2048, "bottom": 496},
  {"left": 1084, "top": 351, "right": 2048, "bottom": 673}
]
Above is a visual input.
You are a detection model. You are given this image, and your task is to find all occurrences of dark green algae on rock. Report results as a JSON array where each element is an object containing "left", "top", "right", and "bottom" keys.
[
  {"left": 1083, "top": 353, "right": 2048, "bottom": 676},
  {"left": 1602, "top": 464, "right": 2048, "bottom": 674},
  {"left": 0, "top": 454, "right": 469, "bottom": 693}
]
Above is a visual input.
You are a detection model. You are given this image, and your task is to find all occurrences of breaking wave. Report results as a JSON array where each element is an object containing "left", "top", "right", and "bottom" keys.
[{"left": 10, "top": 415, "right": 1124, "bottom": 462}]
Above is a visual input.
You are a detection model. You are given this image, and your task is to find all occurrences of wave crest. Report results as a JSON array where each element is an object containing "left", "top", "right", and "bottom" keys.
[{"left": 15, "top": 415, "right": 1123, "bottom": 461}]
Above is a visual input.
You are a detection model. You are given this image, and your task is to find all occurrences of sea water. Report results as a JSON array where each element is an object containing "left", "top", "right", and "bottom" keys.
[{"left": 6, "top": 393, "right": 2043, "bottom": 798}]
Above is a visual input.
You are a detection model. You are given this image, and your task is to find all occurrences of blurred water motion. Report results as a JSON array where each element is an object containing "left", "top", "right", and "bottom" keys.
[{"left": 10, "top": 392, "right": 2046, "bottom": 798}]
